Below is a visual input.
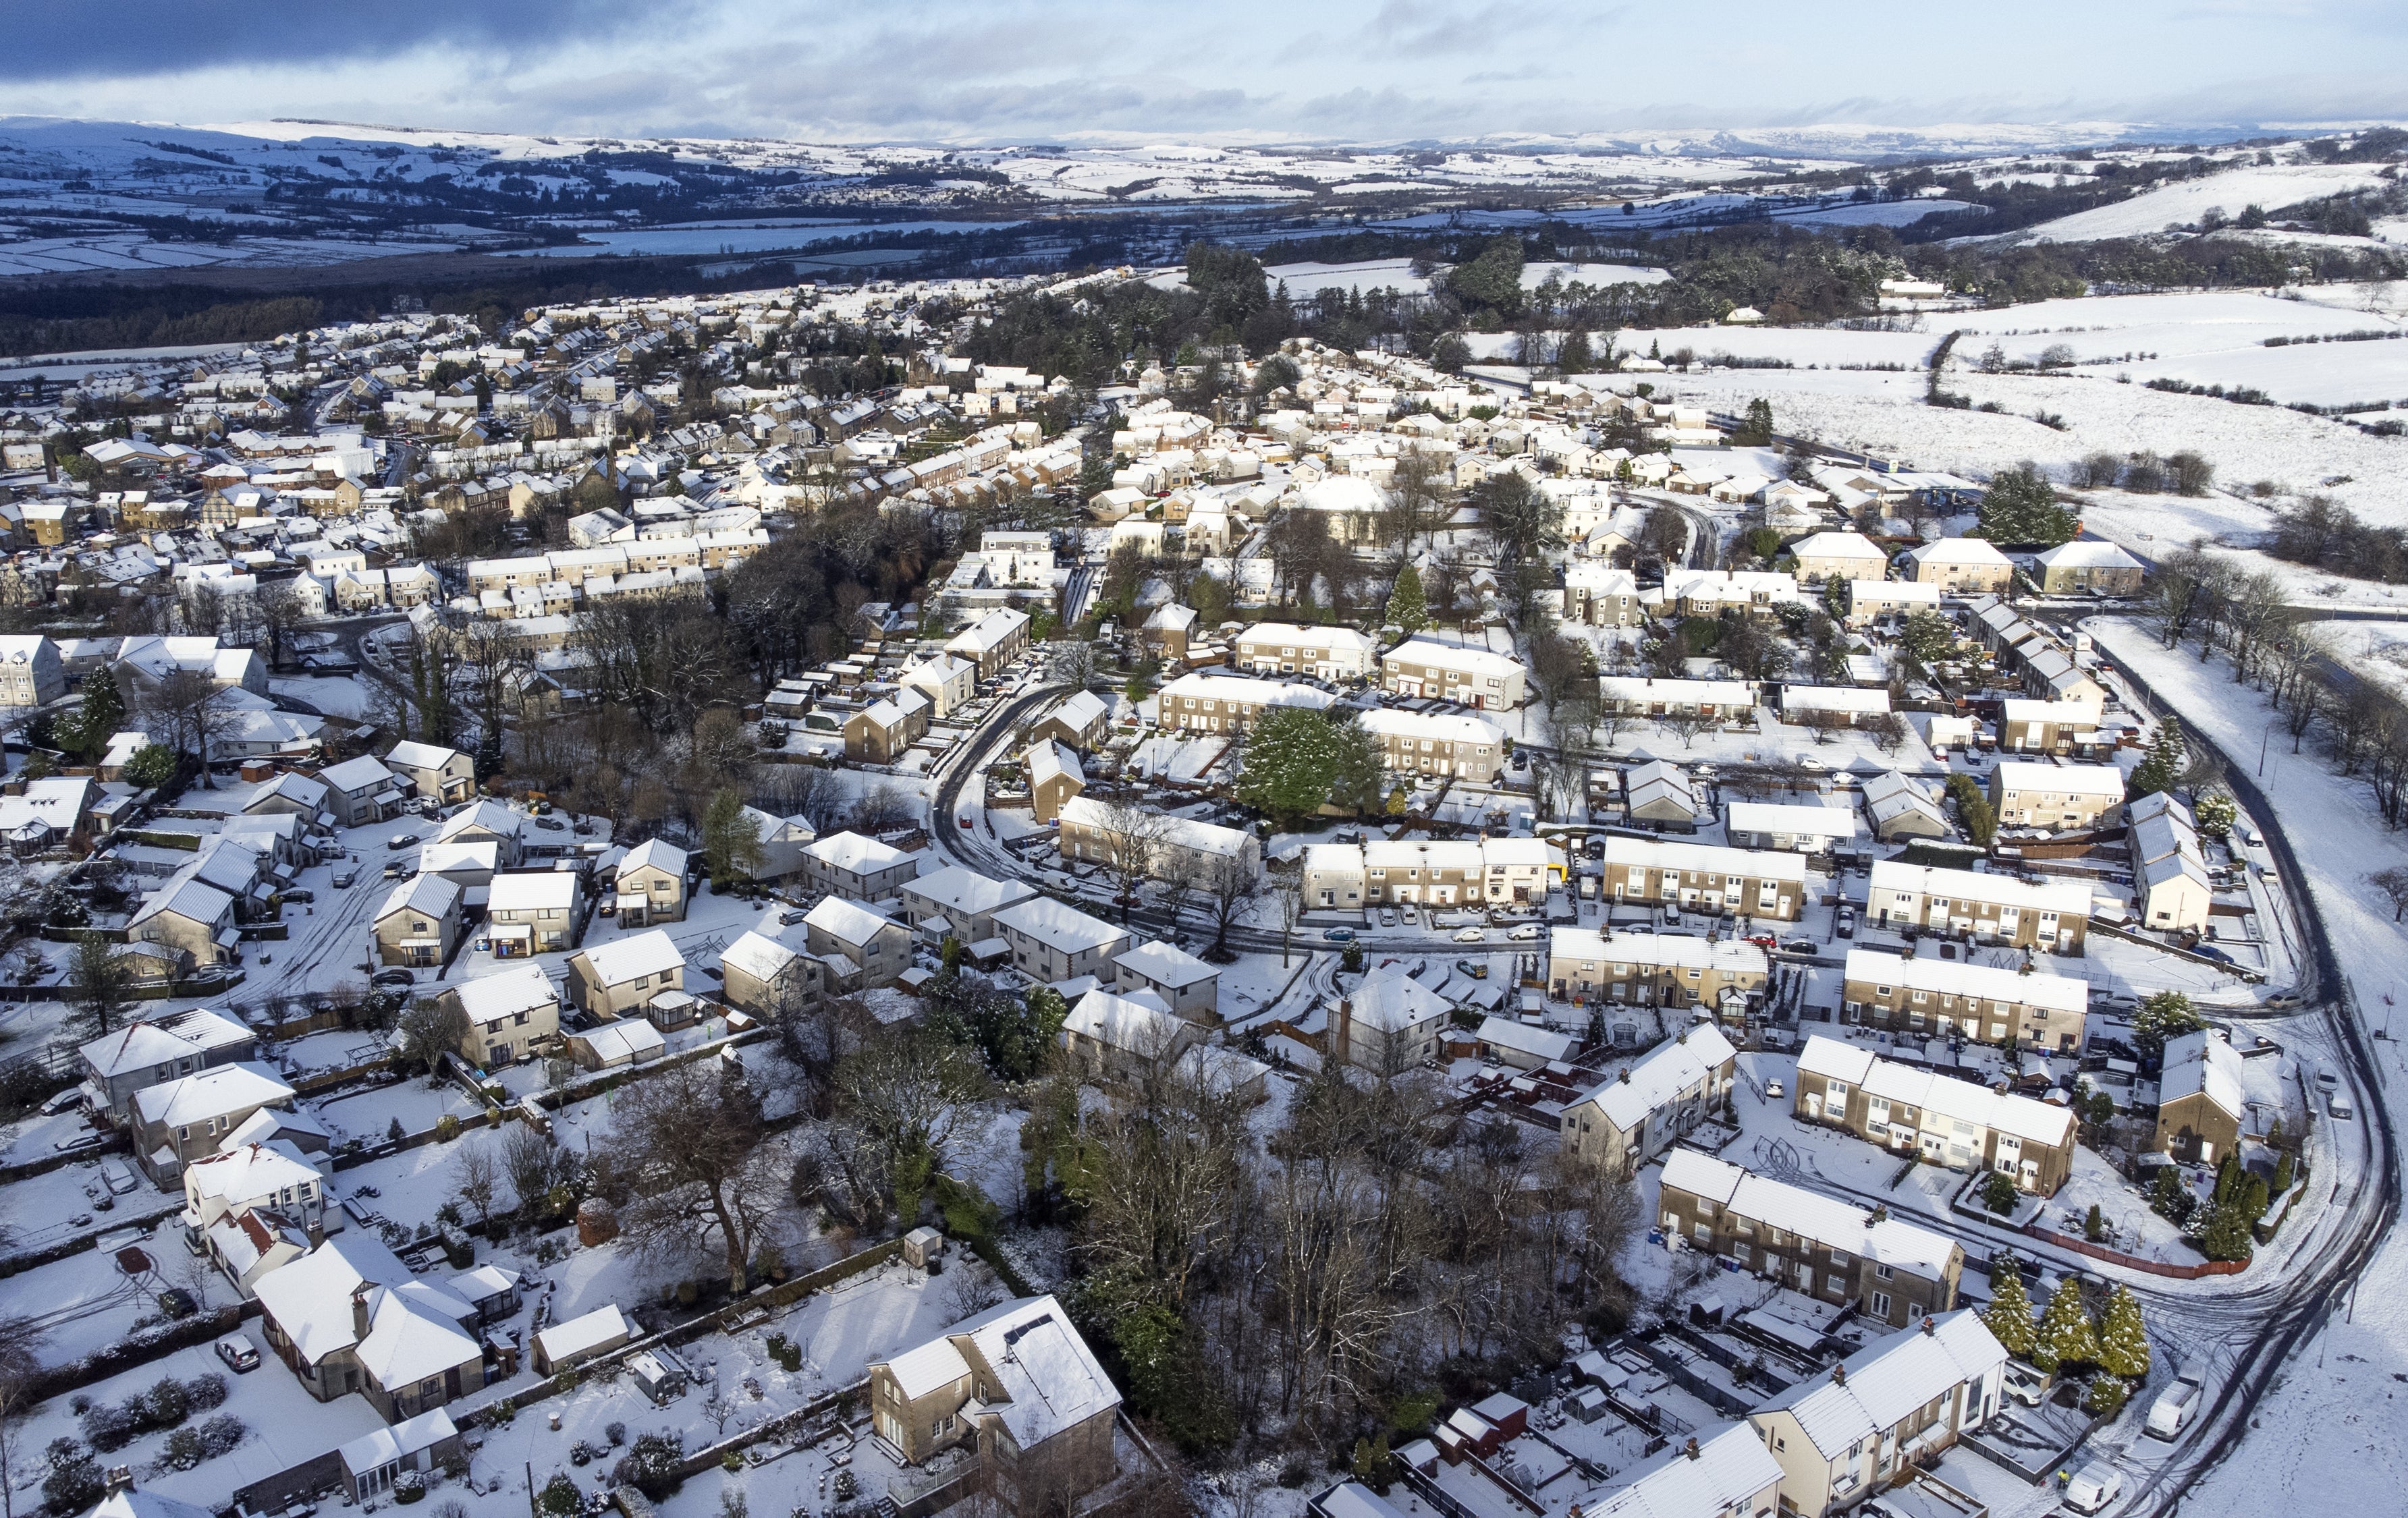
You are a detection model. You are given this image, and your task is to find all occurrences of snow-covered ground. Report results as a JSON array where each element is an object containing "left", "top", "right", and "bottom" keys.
[{"left": 2015, "top": 163, "right": 2396, "bottom": 243}]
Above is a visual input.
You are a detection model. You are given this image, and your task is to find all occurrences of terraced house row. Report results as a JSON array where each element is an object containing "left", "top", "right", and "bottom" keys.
[
  {"left": 1841, "top": 949, "right": 2089, "bottom": 1053},
  {"left": 1600, "top": 835, "right": 1809, "bottom": 920},
  {"left": 1796, "top": 1036, "right": 2077, "bottom": 1194},
  {"left": 1354, "top": 706, "right": 1508, "bottom": 783},
  {"left": 1545, "top": 927, "right": 1769, "bottom": 1012},
  {"left": 1301, "top": 837, "right": 1558, "bottom": 909}
]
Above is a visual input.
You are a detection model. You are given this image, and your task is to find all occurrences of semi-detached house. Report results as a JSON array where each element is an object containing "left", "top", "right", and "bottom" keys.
[
  {"left": 992, "top": 899, "right": 1132, "bottom": 984},
  {"left": 1747, "top": 1311, "right": 2006, "bottom": 1518},
  {"left": 1795, "top": 1035, "right": 2076, "bottom": 1194},
  {"left": 1378, "top": 636, "right": 1525, "bottom": 710},
  {"left": 1355, "top": 706, "right": 1507, "bottom": 783},
  {"left": 1557, "top": 1023, "right": 1737, "bottom": 1178},
  {"left": 1987, "top": 761, "right": 2123, "bottom": 832},
  {"left": 802, "top": 831, "right": 921, "bottom": 902}
]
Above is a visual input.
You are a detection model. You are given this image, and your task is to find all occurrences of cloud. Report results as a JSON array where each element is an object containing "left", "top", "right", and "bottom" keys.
[{"left": 8, "top": 0, "right": 677, "bottom": 80}]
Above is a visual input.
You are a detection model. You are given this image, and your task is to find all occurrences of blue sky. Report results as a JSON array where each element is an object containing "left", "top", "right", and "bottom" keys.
[{"left": 9, "top": 0, "right": 2408, "bottom": 142}]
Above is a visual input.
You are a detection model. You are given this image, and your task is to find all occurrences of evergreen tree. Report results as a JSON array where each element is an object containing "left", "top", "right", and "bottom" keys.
[
  {"left": 1975, "top": 461, "right": 2076, "bottom": 545},
  {"left": 2031, "top": 1277, "right": 2098, "bottom": 1374},
  {"left": 700, "top": 787, "right": 765, "bottom": 887},
  {"left": 1385, "top": 563, "right": 1429, "bottom": 635},
  {"left": 2150, "top": 1160, "right": 2194, "bottom": 1224},
  {"left": 1981, "top": 1254, "right": 2037, "bottom": 1359},
  {"left": 1237, "top": 708, "right": 1381, "bottom": 826},
  {"left": 71, "top": 666, "right": 124, "bottom": 763},
  {"left": 2096, "top": 1285, "right": 2152, "bottom": 1380},
  {"left": 2131, "top": 990, "right": 2205, "bottom": 1059},
  {"left": 2126, "top": 721, "right": 2184, "bottom": 802}
]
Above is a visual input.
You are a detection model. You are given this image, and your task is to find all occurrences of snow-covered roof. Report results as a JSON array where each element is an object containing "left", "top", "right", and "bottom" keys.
[
  {"left": 2160, "top": 1030, "right": 2246, "bottom": 1122},
  {"left": 1113, "top": 938, "right": 1216, "bottom": 990},
  {"left": 718, "top": 929, "right": 799, "bottom": 983},
  {"left": 487, "top": 870, "right": 579, "bottom": 912},
  {"left": 183, "top": 1140, "right": 319, "bottom": 1206},
  {"left": 1569, "top": 1025, "right": 1737, "bottom": 1133},
  {"left": 1754, "top": 1310, "right": 2006, "bottom": 1459},
  {"left": 1475, "top": 1016, "right": 1576, "bottom": 1064},
  {"left": 1549, "top": 927, "right": 1768, "bottom": 978},
  {"left": 803, "top": 895, "right": 898, "bottom": 947},
  {"left": 1992, "top": 761, "right": 2124, "bottom": 797},
  {"left": 956, "top": 1294, "right": 1122, "bottom": 1449},
  {"left": 1867, "top": 860, "right": 2092, "bottom": 916},
  {"left": 436, "top": 799, "right": 524, "bottom": 841},
  {"left": 339, "top": 1407, "right": 458, "bottom": 1481},
  {"left": 1063, "top": 989, "right": 1185, "bottom": 1056},
  {"left": 1726, "top": 802, "right": 1859, "bottom": 841},
  {"left": 80, "top": 1007, "right": 252, "bottom": 1078},
  {"left": 1581, "top": 1423, "right": 1783, "bottom": 1518},
  {"left": 2033, "top": 539, "right": 2143, "bottom": 569},
  {"left": 572, "top": 1019, "right": 665, "bottom": 1063},
  {"left": 317, "top": 754, "right": 395, "bottom": 792},
  {"left": 904, "top": 865, "right": 1037, "bottom": 920},
  {"left": 91, "top": 1487, "right": 219, "bottom": 1518},
  {"left": 254, "top": 1233, "right": 472, "bottom": 1371},
  {"left": 617, "top": 837, "right": 688, "bottom": 878},
  {"left": 1356, "top": 706, "right": 1506, "bottom": 747},
  {"left": 133, "top": 1061, "right": 292, "bottom": 1128},
  {"left": 1343, "top": 965, "right": 1452, "bottom": 1034},
  {"left": 1381, "top": 634, "right": 1525, "bottom": 679},
  {"left": 804, "top": 830, "right": 911, "bottom": 874},
  {"left": 575, "top": 927, "right": 685, "bottom": 986},
  {"left": 1906, "top": 536, "right": 2011, "bottom": 567},
  {"left": 383, "top": 740, "right": 462, "bottom": 772},
  {"left": 453, "top": 963, "right": 557, "bottom": 1023},
  {"left": 376, "top": 872, "right": 459, "bottom": 925},
  {"left": 1842, "top": 949, "right": 2087, "bottom": 1013},
  {"left": 537, "top": 1304, "right": 630, "bottom": 1365},
  {"left": 994, "top": 897, "right": 1126, "bottom": 955},
  {"left": 1044, "top": 688, "right": 1108, "bottom": 734},
  {"left": 1662, "top": 1148, "right": 1959, "bottom": 1276},
  {"left": 1798, "top": 1035, "right": 2075, "bottom": 1146},
  {"left": 1602, "top": 833, "right": 1808, "bottom": 881}
]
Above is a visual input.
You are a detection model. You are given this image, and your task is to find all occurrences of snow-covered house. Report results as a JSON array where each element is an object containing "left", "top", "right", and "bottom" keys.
[
  {"left": 252, "top": 1233, "right": 487, "bottom": 1422},
  {"left": 130, "top": 1062, "right": 297, "bottom": 1183},
  {"left": 79, "top": 1007, "right": 259, "bottom": 1121},
  {"left": 566, "top": 928, "right": 686, "bottom": 1019}
]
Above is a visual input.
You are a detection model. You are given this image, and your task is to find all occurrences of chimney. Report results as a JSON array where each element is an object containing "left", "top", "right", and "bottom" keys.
[
  {"left": 1832, "top": 1363, "right": 1847, "bottom": 1386},
  {"left": 105, "top": 1467, "right": 133, "bottom": 1496},
  {"left": 351, "top": 1283, "right": 373, "bottom": 1341},
  {"left": 1684, "top": 1437, "right": 1701, "bottom": 1461},
  {"left": 1922, "top": 1316, "right": 1936, "bottom": 1336}
]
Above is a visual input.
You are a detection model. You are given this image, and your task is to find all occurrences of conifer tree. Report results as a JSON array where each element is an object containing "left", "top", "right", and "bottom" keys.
[
  {"left": 2030, "top": 1276, "right": 2098, "bottom": 1374},
  {"left": 2096, "top": 1285, "right": 2152, "bottom": 1381},
  {"left": 1981, "top": 1254, "right": 2037, "bottom": 1359},
  {"left": 1385, "top": 563, "right": 1429, "bottom": 635},
  {"left": 2126, "top": 721, "right": 2185, "bottom": 801}
]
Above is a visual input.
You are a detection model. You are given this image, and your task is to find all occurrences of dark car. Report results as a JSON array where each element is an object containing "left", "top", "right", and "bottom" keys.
[
  {"left": 1321, "top": 928, "right": 1357, "bottom": 943},
  {"left": 1782, "top": 938, "right": 1819, "bottom": 955}
]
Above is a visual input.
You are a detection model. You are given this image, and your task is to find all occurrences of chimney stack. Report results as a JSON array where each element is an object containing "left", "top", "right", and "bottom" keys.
[
  {"left": 1684, "top": 1437, "right": 1701, "bottom": 1461},
  {"left": 1923, "top": 1316, "right": 1936, "bottom": 1336},
  {"left": 1832, "top": 1363, "right": 1847, "bottom": 1386},
  {"left": 351, "top": 1283, "right": 373, "bottom": 1341},
  {"left": 105, "top": 1467, "right": 133, "bottom": 1496}
]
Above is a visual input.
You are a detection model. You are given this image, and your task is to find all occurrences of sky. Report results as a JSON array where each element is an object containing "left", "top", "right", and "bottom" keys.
[{"left": 7, "top": 0, "right": 2408, "bottom": 145}]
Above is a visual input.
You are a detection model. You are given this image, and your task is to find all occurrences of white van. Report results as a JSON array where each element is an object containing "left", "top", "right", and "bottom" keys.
[
  {"left": 2146, "top": 1368, "right": 2203, "bottom": 1438},
  {"left": 2063, "top": 1464, "right": 2124, "bottom": 1514}
]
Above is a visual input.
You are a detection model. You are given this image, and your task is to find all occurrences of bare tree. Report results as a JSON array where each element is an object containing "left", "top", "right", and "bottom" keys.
[
  {"left": 1086, "top": 797, "right": 1170, "bottom": 923},
  {"left": 604, "top": 1059, "right": 783, "bottom": 1295},
  {"left": 454, "top": 1146, "right": 501, "bottom": 1233},
  {"left": 136, "top": 667, "right": 239, "bottom": 787},
  {"left": 2373, "top": 867, "right": 2408, "bottom": 922},
  {"left": 395, "top": 998, "right": 468, "bottom": 1077},
  {"left": 1653, "top": 711, "right": 1712, "bottom": 750},
  {"left": 823, "top": 1025, "right": 995, "bottom": 1226},
  {"left": 1200, "top": 857, "right": 1256, "bottom": 961},
  {"left": 1276, "top": 877, "right": 1305, "bottom": 968},
  {"left": 1379, "top": 447, "right": 1450, "bottom": 555}
]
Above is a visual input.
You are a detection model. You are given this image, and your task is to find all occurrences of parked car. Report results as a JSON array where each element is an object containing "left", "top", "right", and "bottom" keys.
[
  {"left": 2062, "top": 1464, "right": 2123, "bottom": 1515},
  {"left": 99, "top": 1160, "right": 137, "bottom": 1196},
  {"left": 1836, "top": 907, "right": 1857, "bottom": 938},
  {"left": 1795, "top": 754, "right": 1827, "bottom": 772},
  {"left": 1508, "top": 924, "right": 1543, "bottom": 940},
  {"left": 1453, "top": 926, "right": 1485, "bottom": 943},
  {"left": 1454, "top": 959, "right": 1489, "bottom": 980},
  {"left": 215, "top": 1334, "right": 261, "bottom": 1374},
  {"left": 1765, "top": 1079, "right": 1784, "bottom": 1099},
  {"left": 2264, "top": 992, "right": 2302, "bottom": 1009},
  {"left": 371, "top": 968, "right": 416, "bottom": 989},
  {"left": 1660, "top": 905, "right": 1681, "bottom": 927},
  {"left": 1322, "top": 928, "right": 1357, "bottom": 943},
  {"left": 331, "top": 870, "right": 356, "bottom": 889},
  {"left": 2146, "top": 1368, "right": 2203, "bottom": 1439},
  {"left": 1781, "top": 938, "right": 1819, "bottom": 955},
  {"left": 2329, "top": 1091, "right": 2355, "bottom": 1121},
  {"left": 2004, "top": 1362, "right": 2048, "bottom": 1407},
  {"left": 386, "top": 833, "right": 416, "bottom": 850}
]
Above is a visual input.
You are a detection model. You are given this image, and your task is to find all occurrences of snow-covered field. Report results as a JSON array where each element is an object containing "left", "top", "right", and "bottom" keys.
[{"left": 2017, "top": 163, "right": 2395, "bottom": 242}]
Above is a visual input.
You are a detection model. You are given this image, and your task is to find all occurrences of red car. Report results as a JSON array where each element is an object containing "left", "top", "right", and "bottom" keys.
[
  {"left": 1743, "top": 933, "right": 1778, "bottom": 949},
  {"left": 958, "top": 815, "right": 974, "bottom": 829}
]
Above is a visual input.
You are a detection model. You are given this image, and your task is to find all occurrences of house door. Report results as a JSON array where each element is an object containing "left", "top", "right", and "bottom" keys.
[
  {"left": 445, "top": 1366, "right": 462, "bottom": 1399},
  {"left": 1805, "top": 1092, "right": 1823, "bottom": 1119}
]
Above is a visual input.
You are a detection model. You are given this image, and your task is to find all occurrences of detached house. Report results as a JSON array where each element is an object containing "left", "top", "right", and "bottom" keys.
[
  {"left": 567, "top": 928, "right": 686, "bottom": 1019},
  {"left": 253, "top": 1234, "right": 486, "bottom": 1422},
  {"left": 1030, "top": 689, "right": 1110, "bottom": 752},
  {"left": 131, "top": 1061, "right": 296, "bottom": 1183},
  {"left": 802, "top": 831, "right": 921, "bottom": 901},
  {"left": 716, "top": 926, "right": 827, "bottom": 1021},
  {"left": 485, "top": 870, "right": 582, "bottom": 956},
  {"left": 316, "top": 756, "right": 406, "bottom": 827},
  {"left": 611, "top": 839, "right": 688, "bottom": 926},
  {"left": 446, "top": 963, "right": 559, "bottom": 1069},
  {"left": 802, "top": 897, "right": 911, "bottom": 990},
  {"left": 373, "top": 874, "right": 462, "bottom": 968},
  {"left": 2155, "top": 1029, "right": 2247, "bottom": 1164},
  {"left": 80, "top": 1008, "right": 258, "bottom": 1122},
  {"left": 384, "top": 741, "right": 475, "bottom": 806},
  {"left": 867, "top": 1296, "right": 1121, "bottom": 1518}
]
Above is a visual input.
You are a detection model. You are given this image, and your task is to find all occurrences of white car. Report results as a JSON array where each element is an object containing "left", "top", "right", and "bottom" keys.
[
  {"left": 1454, "top": 926, "right": 1486, "bottom": 943},
  {"left": 1795, "top": 754, "right": 1827, "bottom": 772},
  {"left": 1508, "top": 923, "right": 1544, "bottom": 940}
]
